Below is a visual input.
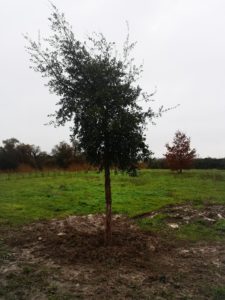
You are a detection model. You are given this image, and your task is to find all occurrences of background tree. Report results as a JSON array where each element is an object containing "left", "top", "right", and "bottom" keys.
[
  {"left": 25, "top": 5, "right": 163, "bottom": 244},
  {"left": 17, "top": 144, "right": 49, "bottom": 170},
  {"left": 147, "top": 157, "right": 167, "bottom": 169},
  {"left": 52, "top": 141, "right": 74, "bottom": 169},
  {"left": 0, "top": 139, "right": 51, "bottom": 171},
  {"left": 17, "top": 143, "right": 34, "bottom": 166},
  {"left": 29, "top": 145, "right": 50, "bottom": 170},
  {"left": 193, "top": 157, "right": 225, "bottom": 170},
  {"left": 0, "top": 138, "right": 20, "bottom": 170},
  {"left": 164, "top": 131, "right": 196, "bottom": 173}
]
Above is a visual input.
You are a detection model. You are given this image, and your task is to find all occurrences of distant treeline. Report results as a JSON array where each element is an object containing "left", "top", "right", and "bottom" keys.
[
  {"left": 0, "top": 138, "right": 88, "bottom": 172},
  {"left": 0, "top": 138, "right": 224, "bottom": 172},
  {"left": 149, "top": 158, "right": 225, "bottom": 170}
]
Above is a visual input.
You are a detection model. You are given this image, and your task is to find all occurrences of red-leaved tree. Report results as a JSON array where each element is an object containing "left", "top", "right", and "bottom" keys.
[{"left": 164, "top": 131, "right": 196, "bottom": 173}]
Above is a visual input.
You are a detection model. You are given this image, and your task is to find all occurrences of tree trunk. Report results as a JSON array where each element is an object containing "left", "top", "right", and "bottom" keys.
[{"left": 104, "top": 163, "right": 112, "bottom": 246}]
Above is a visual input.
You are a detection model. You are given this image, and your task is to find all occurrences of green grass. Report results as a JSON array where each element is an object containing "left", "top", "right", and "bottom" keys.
[
  {"left": 137, "top": 218, "right": 225, "bottom": 242},
  {"left": 176, "top": 221, "right": 225, "bottom": 241},
  {"left": 136, "top": 214, "right": 167, "bottom": 231},
  {"left": 0, "top": 169, "right": 224, "bottom": 228},
  {"left": 212, "top": 286, "right": 225, "bottom": 300}
]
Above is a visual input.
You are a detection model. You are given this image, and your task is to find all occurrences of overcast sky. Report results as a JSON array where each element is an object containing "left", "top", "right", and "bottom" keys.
[{"left": 0, "top": 0, "right": 225, "bottom": 157}]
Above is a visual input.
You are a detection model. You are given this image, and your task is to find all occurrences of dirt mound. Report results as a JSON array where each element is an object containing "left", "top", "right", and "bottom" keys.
[
  {"left": 133, "top": 203, "right": 225, "bottom": 225},
  {"left": 7, "top": 215, "right": 160, "bottom": 267},
  {"left": 2, "top": 212, "right": 225, "bottom": 299}
]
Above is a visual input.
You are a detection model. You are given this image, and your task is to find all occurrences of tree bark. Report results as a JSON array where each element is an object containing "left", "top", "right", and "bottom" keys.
[{"left": 104, "top": 163, "right": 112, "bottom": 246}]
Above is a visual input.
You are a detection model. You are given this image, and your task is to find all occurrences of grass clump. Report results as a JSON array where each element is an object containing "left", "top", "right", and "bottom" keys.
[
  {"left": 212, "top": 286, "right": 225, "bottom": 300},
  {"left": 176, "top": 223, "right": 220, "bottom": 241},
  {"left": 136, "top": 214, "right": 167, "bottom": 232}
]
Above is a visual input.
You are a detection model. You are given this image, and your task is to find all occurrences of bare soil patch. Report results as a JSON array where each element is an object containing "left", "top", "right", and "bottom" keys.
[
  {"left": 133, "top": 203, "right": 225, "bottom": 226},
  {"left": 1, "top": 211, "right": 225, "bottom": 299}
]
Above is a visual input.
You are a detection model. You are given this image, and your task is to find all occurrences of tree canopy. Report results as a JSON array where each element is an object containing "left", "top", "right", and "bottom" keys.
[
  {"left": 25, "top": 4, "right": 163, "bottom": 244},
  {"left": 164, "top": 131, "right": 196, "bottom": 173}
]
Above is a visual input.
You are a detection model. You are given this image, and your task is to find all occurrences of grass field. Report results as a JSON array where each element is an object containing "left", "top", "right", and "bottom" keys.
[
  {"left": 1, "top": 169, "right": 225, "bottom": 299},
  {"left": 0, "top": 169, "right": 224, "bottom": 225},
  {"left": 1, "top": 169, "right": 225, "bottom": 242}
]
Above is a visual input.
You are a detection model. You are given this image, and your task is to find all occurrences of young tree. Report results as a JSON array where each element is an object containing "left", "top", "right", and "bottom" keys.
[
  {"left": 164, "top": 131, "right": 196, "bottom": 173},
  {"left": 25, "top": 5, "right": 163, "bottom": 244}
]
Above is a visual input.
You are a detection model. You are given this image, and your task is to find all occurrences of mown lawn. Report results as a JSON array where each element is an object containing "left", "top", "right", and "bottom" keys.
[{"left": 0, "top": 169, "right": 224, "bottom": 226}]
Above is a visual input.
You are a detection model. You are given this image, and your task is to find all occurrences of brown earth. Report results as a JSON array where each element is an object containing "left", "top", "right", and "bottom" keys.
[
  {"left": 133, "top": 203, "right": 225, "bottom": 225},
  {"left": 0, "top": 209, "right": 225, "bottom": 299}
]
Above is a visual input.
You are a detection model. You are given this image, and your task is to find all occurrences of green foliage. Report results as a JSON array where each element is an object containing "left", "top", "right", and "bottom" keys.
[
  {"left": 52, "top": 142, "right": 74, "bottom": 169},
  {"left": 0, "top": 138, "right": 20, "bottom": 170},
  {"left": 193, "top": 157, "right": 225, "bottom": 170},
  {"left": 149, "top": 157, "right": 225, "bottom": 170},
  {"left": 0, "top": 137, "right": 87, "bottom": 171},
  {"left": 25, "top": 5, "right": 161, "bottom": 172},
  {"left": 0, "top": 138, "right": 49, "bottom": 171}
]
